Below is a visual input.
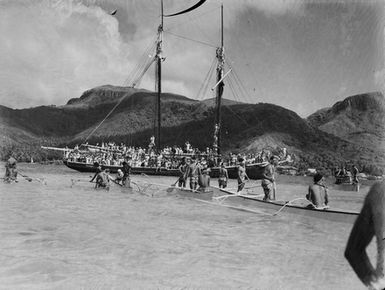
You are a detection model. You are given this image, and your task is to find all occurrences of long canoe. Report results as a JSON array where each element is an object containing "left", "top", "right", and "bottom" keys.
[{"left": 215, "top": 188, "right": 359, "bottom": 224}]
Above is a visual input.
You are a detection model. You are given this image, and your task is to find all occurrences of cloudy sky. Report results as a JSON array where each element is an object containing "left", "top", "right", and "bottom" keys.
[{"left": 0, "top": 0, "right": 383, "bottom": 116}]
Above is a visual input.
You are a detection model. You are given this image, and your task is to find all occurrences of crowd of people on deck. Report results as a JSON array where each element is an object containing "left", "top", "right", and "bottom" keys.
[{"left": 65, "top": 137, "right": 293, "bottom": 171}]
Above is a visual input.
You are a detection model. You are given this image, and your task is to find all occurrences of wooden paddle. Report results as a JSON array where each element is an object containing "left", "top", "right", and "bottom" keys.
[
  {"left": 107, "top": 174, "right": 123, "bottom": 187},
  {"left": 166, "top": 177, "right": 181, "bottom": 193}
]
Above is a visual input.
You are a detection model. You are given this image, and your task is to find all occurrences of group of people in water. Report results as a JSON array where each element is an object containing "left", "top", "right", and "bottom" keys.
[
  {"left": 89, "top": 160, "right": 132, "bottom": 190},
  {"left": 3, "top": 152, "right": 385, "bottom": 289}
]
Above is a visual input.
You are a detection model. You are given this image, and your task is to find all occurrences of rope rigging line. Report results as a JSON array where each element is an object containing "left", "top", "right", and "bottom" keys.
[
  {"left": 169, "top": 57, "right": 217, "bottom": 145},
  {"left": 164, "top": 31, "right": 217, "bottom": 48},
  {"left": 132, "top": 56, "right": 157, "bottom": 88},
  {"left": 195, "top": 57, "right": 217, "bottom": 100},
  {"left": 83, "top": 92, "right": 132, "bottom": 144},
  {"left": 225, "top": 60, "right": 254, "bottom": 104},
  {"left": 82, "top": 36, "right": 160, "bottom": 143},
  {"left": 225, "top": 78, "right": 253, "bottom": 128},
  {"left": 123, "top": 38, "right": 158, "bottom": 87},
  {"left": 226, "top": 54, "right": 265, "bottom": 104}
]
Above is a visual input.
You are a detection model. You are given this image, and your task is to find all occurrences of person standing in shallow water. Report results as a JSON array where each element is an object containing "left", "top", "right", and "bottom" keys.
[
  {"left": 186, "top": 156, "right": 200, "bottom": 191},
  {"left": 122, "top": 158, "right": 132, "bottom": 188},
  {"left": 218, "top": 162, "right": 229, "bottom": 189},
  {"left": 261, "top": 156, "right": 278, "bottom": 200},
  {"left": 237, "top": 158, "right": 248, "bottom": 193},
  {"left": 178, "top": 157, "right": 187, "bottom": 188},
  {"left": 345, "top": 181, "right": 385, "bottom": 290},
  {"left": 4, "top": 155, "right": 18, "bottom": 183}
]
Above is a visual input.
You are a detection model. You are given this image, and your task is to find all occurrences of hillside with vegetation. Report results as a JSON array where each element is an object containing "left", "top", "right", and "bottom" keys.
[{"left": 1, "top": 86, "right": 384, "bottom": 176}]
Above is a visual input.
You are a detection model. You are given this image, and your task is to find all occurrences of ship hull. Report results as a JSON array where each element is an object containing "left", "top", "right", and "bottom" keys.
[{"left": 63, "top": 160, "right": 266, "bottom": 179}]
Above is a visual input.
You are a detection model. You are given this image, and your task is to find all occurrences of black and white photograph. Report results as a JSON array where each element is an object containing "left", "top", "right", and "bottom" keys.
[{"left": 0, "top": 0, "right": 385, "bottom": 289}]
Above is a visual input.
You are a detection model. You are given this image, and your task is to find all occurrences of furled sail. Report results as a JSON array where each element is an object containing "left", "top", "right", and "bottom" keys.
[{"left": 164, "top": 0, "right": 206, "bottom": 17}]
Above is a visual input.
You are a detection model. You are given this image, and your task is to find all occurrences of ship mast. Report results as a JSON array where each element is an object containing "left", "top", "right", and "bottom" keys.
[
  {"left": 213, "top": 4, "right": 224, "bottom": 156},
  {"left": 155, "top": 0, "right": 164, "bottom": 151}
]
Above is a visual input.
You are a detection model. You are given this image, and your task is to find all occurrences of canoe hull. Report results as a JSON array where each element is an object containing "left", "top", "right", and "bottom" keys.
[{"left": 216, "top": 188, "right": 359, "bottom": 224}]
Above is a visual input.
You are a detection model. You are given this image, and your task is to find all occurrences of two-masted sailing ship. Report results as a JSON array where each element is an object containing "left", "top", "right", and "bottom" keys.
[{"left": 42, "top": 1, "right": 267, "bottom": 180}]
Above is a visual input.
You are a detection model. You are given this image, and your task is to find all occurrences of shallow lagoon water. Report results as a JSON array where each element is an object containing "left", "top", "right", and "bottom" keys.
[{"left": 0, "top": 163, "right": 377, "bottom": 289}]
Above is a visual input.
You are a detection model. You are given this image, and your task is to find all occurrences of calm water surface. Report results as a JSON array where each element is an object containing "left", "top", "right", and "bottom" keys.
[{"left": 0, "top": 163, "right": 376, "bottom": 289}]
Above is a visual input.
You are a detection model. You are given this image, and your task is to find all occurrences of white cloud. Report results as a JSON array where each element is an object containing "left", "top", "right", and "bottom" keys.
[{"left": 0, "top": 0, "right": 130, "bottom": 108}]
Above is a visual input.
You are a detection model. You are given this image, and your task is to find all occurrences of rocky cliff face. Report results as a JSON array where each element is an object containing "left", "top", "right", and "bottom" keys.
[{"left": 307, "top": 92, "right": 385, "bottom": 150}]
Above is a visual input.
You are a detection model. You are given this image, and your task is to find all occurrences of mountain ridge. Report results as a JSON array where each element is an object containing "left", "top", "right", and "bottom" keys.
[{"left": 1, "top": 86, "right": 384, "bottom": 174}]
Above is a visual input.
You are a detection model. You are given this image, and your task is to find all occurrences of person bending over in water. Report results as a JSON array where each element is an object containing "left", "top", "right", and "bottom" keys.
[
  {"left": 95, "top": 169, "right": 110, "bottom": 190},
  {"left": 90, "top": 162, "right": 102, "bottom": 183},
  {"left": 306, "top": 173, "right": 329, "bottom": 209},
  {"left": 345, "top": 181, "right": 385, "bottom": 290},
  {"left": 4, "top": 155, "right": 18, "bottom": 183}
]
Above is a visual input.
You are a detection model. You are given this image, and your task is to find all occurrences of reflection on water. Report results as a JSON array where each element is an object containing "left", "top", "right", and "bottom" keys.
[{"left": 0, "top": 163, "right": 374, "bottom": 289}]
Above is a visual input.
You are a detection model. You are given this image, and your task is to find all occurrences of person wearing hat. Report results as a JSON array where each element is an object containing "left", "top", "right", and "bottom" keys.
[
  {"left": 237, "top": 158, "right": 249, "bottom": 193},
  {"left": 261, "top": 156, "right": 278, "bottom": 200},
  {"left": 306, "top": 173, "right": 329, "bottom": 209}
]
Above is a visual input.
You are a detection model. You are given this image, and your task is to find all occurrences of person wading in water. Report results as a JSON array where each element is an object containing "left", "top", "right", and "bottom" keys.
[
  {"left": 237, "top": 158, "right": 249, "bottom": 193},
  {"left": 122, "top": 157, "right": 132, "bottom": 188},
  {"left": 178, "top": 157, "right": 187, "bottom": 188},
  {"left": 186, "top": 156, "right": 200, "bottom": 191},
  {"left": 4, "top": 155, "right": 18, "bottom": 183},
  {"left": 261, "top": 156, "right": 278, "bottom": 201},
  {"left": 90, "top": 162, "right": 102, "bottom": 183},
  {"left": 218, "top": 162, "right": 229, "bottom": 189}
]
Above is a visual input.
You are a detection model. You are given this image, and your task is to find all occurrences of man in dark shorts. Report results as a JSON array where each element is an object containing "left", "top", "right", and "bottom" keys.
[
  {"left": 186, "top": 156, "right": 200, "bottom": 191},
  {"left": 306, "top": 173, "right": 329, "bottom": 209},
  {"left": 345, "top": 181, "right": 385, "bottom": 289},
  {"left": 178, "top": 157, "right": 188, "bottom": 188},
  {"left": 218, "top": 162, "right": 229, "bottom": 189},
  {"left": 122, "top": 157, "right": 132, "bottom": 188}
]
